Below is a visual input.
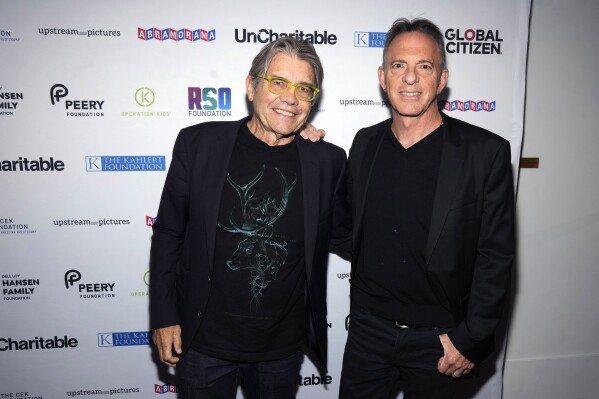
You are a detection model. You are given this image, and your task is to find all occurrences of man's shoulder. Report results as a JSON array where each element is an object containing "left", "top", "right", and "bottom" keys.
[
  {"left": 307, "top": 138, "right": 346, "bottom": 155},
  {"left": 357, "top": 118, "right": 392, "bottom": 136},
  {"left": 178, "top": 118, "right": 244, "bottom": 138},
  {"left": 297, "top": 138, "right": 347, "bottom": 167},
  {"left": 444, "top": 114, "right": 508, "bottom": 147},
  {"left": 351, "top": 118, "right": 391, "bottom": 145},
  {"left": 173, "top": 118, "right": 246, "bottom": 151}
]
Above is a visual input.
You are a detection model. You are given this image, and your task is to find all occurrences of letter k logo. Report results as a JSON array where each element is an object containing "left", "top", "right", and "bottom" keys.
[
  {"left": 135, "top": 87, "right": 155, "bottom": 107},
  {"left": 98, "top": 333, "right": 113, "bottom": 347},
  {"left": 354, "top": 32, "right": 368, "bottom": 47},
  {"left": 86, "top": 156, "right": 102, "bottom": 172}
]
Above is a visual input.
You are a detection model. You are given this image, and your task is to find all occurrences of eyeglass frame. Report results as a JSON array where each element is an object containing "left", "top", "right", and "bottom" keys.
[{"left": 255, "top": 74, "right": 320, "bottom": 103}]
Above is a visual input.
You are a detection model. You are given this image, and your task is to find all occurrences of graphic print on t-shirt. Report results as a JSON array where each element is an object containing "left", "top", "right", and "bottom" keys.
[{"left": 218, "top": 165, "right": 297, "bottom": 311}]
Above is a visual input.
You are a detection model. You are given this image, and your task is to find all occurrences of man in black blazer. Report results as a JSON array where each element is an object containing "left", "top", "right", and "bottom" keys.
[
  {"left": 339, "top": 18, "right": 515, "bottom": 398},
  {"left": 150, "top": 37, "right": 350, "bottom": 399}
]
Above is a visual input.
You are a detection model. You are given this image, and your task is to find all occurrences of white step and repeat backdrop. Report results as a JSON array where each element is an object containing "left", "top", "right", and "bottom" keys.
[{"left": 0, "top": 1, "right": 530, "bottom": 398}]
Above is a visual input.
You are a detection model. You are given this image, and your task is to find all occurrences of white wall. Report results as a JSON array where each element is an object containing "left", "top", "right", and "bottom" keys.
[{"left": 504, "top": 0, "right": 599, "bottom": 398}]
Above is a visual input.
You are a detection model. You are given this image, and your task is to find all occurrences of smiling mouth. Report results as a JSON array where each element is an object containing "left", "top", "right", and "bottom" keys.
[
  {"left": 274, "top": 108, "right": 295, "bottom": 117},
  {"left": 400, "top": 91, "right": 421, "bottom": 97}
]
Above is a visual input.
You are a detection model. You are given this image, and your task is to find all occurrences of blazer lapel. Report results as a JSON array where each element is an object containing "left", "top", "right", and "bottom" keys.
[
  {"left": 425, "top": 119, "right": 466, "bottom": 265},
  {"left": 353, "top": 121, "right": 389, "bottom": 247},
  {"left": 295, "top": 137, "right": 320, "bottom": 283}
]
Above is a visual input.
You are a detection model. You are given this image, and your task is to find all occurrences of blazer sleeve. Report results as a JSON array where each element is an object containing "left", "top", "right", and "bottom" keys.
[
  {"left": 448, "top": 140, "right": 515, "bottom": 363},
  {"left": 149, "top": 129, "right": 191, "bottom": 331},
  {"left": 329, "top": 149, "right": 352, "bottom": 261}
]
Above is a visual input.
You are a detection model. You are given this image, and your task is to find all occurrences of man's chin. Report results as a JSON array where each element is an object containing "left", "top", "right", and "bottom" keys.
[
  {"left": 275, "top": 124, "right": 306, "bottom": 138},
  {"left": 274, "top": 130, "right": 298, "bottom": 139}
]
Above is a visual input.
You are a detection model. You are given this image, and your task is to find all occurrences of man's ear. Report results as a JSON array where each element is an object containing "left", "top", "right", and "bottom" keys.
[
  {"left": 437, "top": 68, "right": 448, "bottom": 94},
  {"left": 378, "top": 66, "right": 387, "bottom": 92},
  {"left": 246, "top": 75, "right": 255, "bottom": 102}
]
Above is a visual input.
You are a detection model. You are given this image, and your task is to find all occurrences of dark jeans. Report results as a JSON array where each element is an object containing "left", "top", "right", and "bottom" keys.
[
  {"left": 177, "top": 349, "right": 303, "bottom": 399},
  {"left": 339, "top": 306, "right": 478, "bottom": 399}
]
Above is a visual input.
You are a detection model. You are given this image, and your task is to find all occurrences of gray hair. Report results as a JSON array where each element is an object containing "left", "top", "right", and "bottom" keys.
[
  {"left": 383, "top": 18, "right": 447, "bottom": 70},
  {"left": 248, "top": 36, "right": 324, "bottom": 91}
]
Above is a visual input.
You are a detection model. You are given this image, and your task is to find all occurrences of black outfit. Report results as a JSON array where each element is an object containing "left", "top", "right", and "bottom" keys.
[
  {"left": 340, "top": 115, "right": 515, "bottom": 398},
  {"left": 354, "top": 125, "right": 453, "bottom": 327},
  {"left": 150, "top": 116, "right": 351, "bottom": 396}
]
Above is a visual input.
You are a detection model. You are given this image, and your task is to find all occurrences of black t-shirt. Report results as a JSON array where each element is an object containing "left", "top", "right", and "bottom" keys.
[
  {"left": 193, "top": 122, "right": 306, "bottom": 362},
  {"left": 353, "top": 124, "right": 454, "bottom": 327}
]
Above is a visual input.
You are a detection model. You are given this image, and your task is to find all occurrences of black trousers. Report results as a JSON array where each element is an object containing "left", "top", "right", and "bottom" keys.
[
  {"left": 339, "top": 306, "right": 479, "bottom": 399},
  {"left": 178, "top": 349, "right": 303, "bottom": 399}
]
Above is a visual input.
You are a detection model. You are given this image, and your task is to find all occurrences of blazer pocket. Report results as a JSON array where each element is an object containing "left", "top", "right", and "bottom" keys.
[{"left": 445, "top": 196, "right": 479, "bottom": 226}]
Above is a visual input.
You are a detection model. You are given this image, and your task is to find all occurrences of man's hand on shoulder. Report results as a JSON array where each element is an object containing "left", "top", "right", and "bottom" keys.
[
  {"left": 437, "top": 333, "right": 474, "bottom": 378},
  {"left": 299, "top": 123, "right": 326, "bottom": 142},
  {"left": 152, "top": 324, "right": 182, "bottom": 367}
]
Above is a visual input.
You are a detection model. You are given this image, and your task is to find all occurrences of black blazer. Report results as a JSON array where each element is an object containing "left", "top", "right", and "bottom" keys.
[
  {"left": 347, "top": 114, "right": 515, "bottom": 363},
  {"left": 150, "top": 117, "right": 351, "bottom": 372}
]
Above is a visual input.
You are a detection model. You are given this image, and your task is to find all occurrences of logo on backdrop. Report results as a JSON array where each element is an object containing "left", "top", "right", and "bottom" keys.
[
  {"left": 0, "top": 335, "right": 78, "bottom": 351},
  {"left": 85, "top": 156, "right": 166, "bottom": 172},
  {"left": 66, "top": 387, "right": 140, "bottom": 397},
  {"left": 297, "top": 374, "right": 333, "bottom": 386},
  {"left": 439, "top": 99, "right": 496, "bottom": 112},
  {"left": 337, "top": 272, "right": 351, "bottom": 282},
  {"left": 0, "top": 29, "right": 20, "bottom": 42},
  {"left": 1, "top": 156, "right": 65, "bottom": 172},
  {"left": 188, "top": 87, "right": 232, "bottom": 117},
  {"left": 50, "top": 84, "right": 105, "bottom": 117},
  {"left": 138, "top": 27, "right": 215, "bottom": 42},
  {"left": 53, "top": 218, "right": 131, "bottom": 228},
  {"left": 39, "top": 27, "right": 120, "bottom": 37},
  {"left": 155, "top": 384, "right": 178, "bottom": 394},
  {"left": 97, "top": 331, "right": 150, "bottom": 347},
  {"left": 354, "top": 31, "right": 386, "bottom": 48},
  {"left": 235, "top": 28, "right": 337, "bottom": 45},
  {"left": 146, "top": 216, "right": 157, "bottom": 226},
  {"left": 131, "top": 270, "right": 149, "bottom": 298},
  {"left": 121, "top": 87, "right": 171, "bottom": 118},
  {"left": 135, "top": 87, "right": 155, "bottom": 107},
  {"left": 2, "top": 274, "right": 40, "bottom": 301},
  {"left": 0, "top": 218, "right": 36, "bottom": 235},
  {"left": 444, "top": 28, "right": 503, "bottom": 55},
  {"left": 339, "top": 98, "right": 390, "bottom": 108},
  {"left": 64, "top": 269, "right": 116, "bottom": 299},
  {"left": 3, "top": 392, "right": 43, "bottom": 399},
  {"left": 0, "top": 87, "right": 23, "bottom": 116}
]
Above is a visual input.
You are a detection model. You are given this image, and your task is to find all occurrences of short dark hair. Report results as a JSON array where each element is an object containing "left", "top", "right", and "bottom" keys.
[
  {"left": 248, "top": 36, "right": 323, "bottom": 91},
  {"left": 383, "top": 18, "right": 446, "bottom": 70}
]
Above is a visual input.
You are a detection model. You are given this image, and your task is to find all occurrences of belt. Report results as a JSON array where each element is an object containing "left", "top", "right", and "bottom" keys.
[
  {"left": 395, "top": 321, "right": 442, "bottom": 329},
  {"left": 353, "top": 305, "right": 449, "bottom": 330}
]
